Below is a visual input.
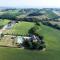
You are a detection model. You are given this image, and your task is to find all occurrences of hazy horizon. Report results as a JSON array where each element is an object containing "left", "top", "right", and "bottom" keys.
[{"left": 0, "top": 0, "right": 60, "bottom": 8}]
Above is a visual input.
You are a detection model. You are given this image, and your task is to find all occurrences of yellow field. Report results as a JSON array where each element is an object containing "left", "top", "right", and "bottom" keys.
[{"left": 0, "top": 35, "right": 17, "bottom": 47}]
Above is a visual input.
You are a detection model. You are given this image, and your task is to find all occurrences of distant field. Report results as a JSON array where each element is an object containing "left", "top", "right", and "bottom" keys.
[
  {"left": 45, "top": 10, "right": 58, "bottom": 18},
  {"left": 50, "top": 21, "right": 60, "bottom": 25},
  {"left": 27, "top": 15, "right": 48, "bottom": 20},
  {"left": 53, "top": 10, "right": 60, "bottom": 16},
  {"left": 4, "top": 22, "right": 34, "bottom": 35},
  {"left": 0, "top": 12, "right": 5, "bottom": 15},
  {"left": 0, "top": 19, "right": 10, "bottom": 29},
  {"left": 0, "top": 23, "right": 60, "bottom": 60}
]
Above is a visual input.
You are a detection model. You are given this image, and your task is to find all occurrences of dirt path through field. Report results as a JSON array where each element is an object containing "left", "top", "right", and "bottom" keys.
[{"left": 0, "top": 21, "right": 16, "bottom": 35}]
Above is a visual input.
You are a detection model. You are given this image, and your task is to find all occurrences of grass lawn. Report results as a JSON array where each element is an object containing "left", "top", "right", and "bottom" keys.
[
  {"left": 0, "top": 22, "right": 60, "bottom": 60},
  {"left": 4, "top": 21, "right": 35, "bottom": 35},
  {"left": 0, "top": 19, "right": 10, "bottom": 29}
]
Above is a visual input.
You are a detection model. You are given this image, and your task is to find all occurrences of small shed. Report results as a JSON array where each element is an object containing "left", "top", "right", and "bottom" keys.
[
  {"left": 16, "top": 36, "right": 24, "bottom": 44},
  {"left": 23, "top": 37, "right": 31, "bottom": 40}
]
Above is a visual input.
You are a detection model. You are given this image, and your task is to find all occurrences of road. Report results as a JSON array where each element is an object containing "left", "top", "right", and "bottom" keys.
[{"left": 0, "top": 21, "right": 16, "bottom": 35}]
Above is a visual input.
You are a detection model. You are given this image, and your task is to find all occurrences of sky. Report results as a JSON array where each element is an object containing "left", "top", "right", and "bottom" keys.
[{"left": 0, "top": 0, "right": 60, "bottom": 8}]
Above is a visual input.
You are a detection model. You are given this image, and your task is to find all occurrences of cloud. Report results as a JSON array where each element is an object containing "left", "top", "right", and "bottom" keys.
[{"left": 0, "top": 0, "right": 60, "bottom": 8}]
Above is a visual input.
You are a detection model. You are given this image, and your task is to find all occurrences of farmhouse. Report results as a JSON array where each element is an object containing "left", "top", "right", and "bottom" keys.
[
  {"left": 16, "top": 35, "right": 39, "bottom": 43},
  {"left": 16, "top": 35, "right": 41, "bottom": 48}
]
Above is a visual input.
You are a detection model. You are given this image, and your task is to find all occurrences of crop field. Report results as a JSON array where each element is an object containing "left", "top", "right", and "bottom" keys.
[
  {"left": 0, "top": 35, "right": 17, "bottom": 47},
  {"left": 50, "top": 21, "right": 60, "bottom": 25},
  {"left": 3, "top": 22, "right": 35, "bottom": 35},
  {"left": 0, "top": 23, "right": 60, "bottom": 60}
]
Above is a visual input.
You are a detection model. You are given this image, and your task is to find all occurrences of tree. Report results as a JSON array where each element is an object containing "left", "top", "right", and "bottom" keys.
[{"left": 35, "top": 21, "right": 41, "bottom": 26}]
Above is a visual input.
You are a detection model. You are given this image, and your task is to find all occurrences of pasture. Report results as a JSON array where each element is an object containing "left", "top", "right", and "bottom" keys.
[
  {"left": 0, "top": 22, "right": 60, "bottom": 60},
  {"left": 3, "top": 22, "right": 35, "bottom": 36}
]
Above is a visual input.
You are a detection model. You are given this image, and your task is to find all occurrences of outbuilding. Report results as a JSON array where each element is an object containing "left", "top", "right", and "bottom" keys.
[{"left": 16, "top": 36, "right": 24, "bottom": 44}]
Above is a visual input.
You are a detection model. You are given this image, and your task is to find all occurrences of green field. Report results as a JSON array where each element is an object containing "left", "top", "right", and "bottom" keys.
[
  {"left": 45, "top": 10, "right": 58, "bottom": 18},
  {"left": 0, "top": 19, "right": 10, "bottom": 29},
  {"left": 0, "top": 22, "right": 60, "bottom": 60},
  {"left": 4, "top": 22, "right": 34, "bottom": 35}
]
